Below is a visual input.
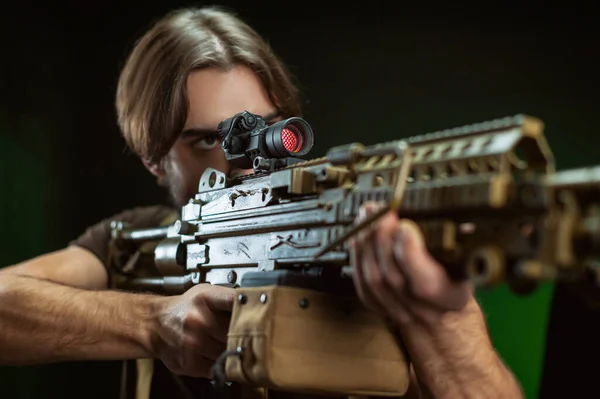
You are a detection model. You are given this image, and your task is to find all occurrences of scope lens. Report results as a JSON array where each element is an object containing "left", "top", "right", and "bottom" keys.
[
  {"left": 281, "top": 126, "right": 303, "bottom": 153},
  {"left": 263, "top": 117, "right": 314, "bottom": 158}
]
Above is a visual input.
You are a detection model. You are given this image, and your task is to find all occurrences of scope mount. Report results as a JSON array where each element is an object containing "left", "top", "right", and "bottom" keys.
[{"left": 218, "top": 110, "right": 315, "bottom": 174}]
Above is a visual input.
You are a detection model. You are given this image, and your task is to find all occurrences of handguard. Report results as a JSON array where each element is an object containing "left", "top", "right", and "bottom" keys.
[{"left": 213, "top": 274, "right": 410, "bottom": 397}]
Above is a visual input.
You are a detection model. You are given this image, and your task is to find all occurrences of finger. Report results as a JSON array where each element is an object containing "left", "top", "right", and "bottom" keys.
[
  {"left": 201, "top": 334, "right": 227, "bottom": 360},
  {"left": 351, "top": 204, "right": 385, "bottom": 314},
  {"left": 372, "top": 212, "right": 413, "bottom": 323},
  {"left": 350, "top": 239, "right": 381, "bottom": 313},
  {"left": 193, "top": 301, "right": 231, "bottom": 344},
  {"left": 371, "top": 219, "right": 445, "bottom": 325},
  {"left": 181, "top": 332, "right": 226, "bottom": 362},
  {"left": 367, "top": 212, "right": 415, "bottom": 324},
  {"left": 202, "top": 285, "right": 236, "bottom": 312},
  {"left": 357, "top": 204, "right": 392, "bottom": 315},
  {"left": 372, "top": 221, "right": 446, "bottom": 326},
  {"left": 394, "top": 219, "right": 471, "bottom": 311},
  {"left": 176, "top": 333, "right": 218, "bottom": 378},
  {"left": 374, "top": 211, "right": 405, "bottom": 295},
  {"left": 209, "top": 311, "right": 232, "bottom": 344}
]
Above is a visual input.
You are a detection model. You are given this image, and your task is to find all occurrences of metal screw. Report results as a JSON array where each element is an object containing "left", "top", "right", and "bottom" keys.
[
  {"left": 238, "top": 294, "right": 247, "bottom": 304},
  {"left": 299, "top": 298, "right": 309, "bottom": 308},
  {"left": 227, "top": 271, "right": 237, "bottom": 284},
  {"left": 260, "top": 293, "right": 268, "bottom": 303}
]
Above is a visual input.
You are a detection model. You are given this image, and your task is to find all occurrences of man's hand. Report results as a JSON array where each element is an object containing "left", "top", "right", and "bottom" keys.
[
  {"left": 350, "top": 202, "right": 472, "bottom": 328},
  {"left": 350, "top": 202, "right": 524, "bottom": 399},
  {"left": 153, "top": 284, "right": 235, "bottom": 378},
  {"left": 0, "top": 251, "right": 235, "bottom": 375}
]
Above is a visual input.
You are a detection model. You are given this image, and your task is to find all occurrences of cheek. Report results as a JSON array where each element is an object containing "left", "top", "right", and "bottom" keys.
[
  {"left": 179, "top": 148, "right": 230, "bottom": 189},
  {"left": 207, "top": 148, "right": 230, "bottom": 172}
]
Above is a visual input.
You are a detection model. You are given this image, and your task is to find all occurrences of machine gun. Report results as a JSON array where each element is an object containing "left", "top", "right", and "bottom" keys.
[{"left": 107, "top": 111, "right": 600, "bottom": 397}]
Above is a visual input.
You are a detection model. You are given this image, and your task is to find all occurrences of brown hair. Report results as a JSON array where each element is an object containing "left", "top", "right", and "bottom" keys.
[{"left": 115, "top": 6, "right": 303, "bottom": 163}]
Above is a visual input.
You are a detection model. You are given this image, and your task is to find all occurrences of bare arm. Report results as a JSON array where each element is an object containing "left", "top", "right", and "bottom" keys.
[
  {"left": 0, "top": 247, "right": 235, "bottom": 379},
  {"left": 400, "top": 298, "right": 521, "bottom": 399},
  {"left": 0, "top": 247, "right": 158, "bottom": 365}
]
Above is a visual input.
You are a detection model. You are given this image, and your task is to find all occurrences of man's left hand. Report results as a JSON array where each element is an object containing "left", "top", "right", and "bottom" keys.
[{"left": 349, "top": 202, "right": 473, "bottom": 328}]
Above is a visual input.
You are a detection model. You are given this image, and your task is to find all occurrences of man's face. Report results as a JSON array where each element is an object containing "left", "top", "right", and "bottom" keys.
[{"left": 150, "top": 65, "right": 281, "bottom": 207}]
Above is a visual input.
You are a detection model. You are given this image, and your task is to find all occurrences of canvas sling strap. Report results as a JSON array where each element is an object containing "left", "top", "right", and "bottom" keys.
[
  {"left": 114, "top": 211, "right": 179, "bottom": 399},
  {"left": 136, "top": 211, "right": 179, "bottom": 399}
]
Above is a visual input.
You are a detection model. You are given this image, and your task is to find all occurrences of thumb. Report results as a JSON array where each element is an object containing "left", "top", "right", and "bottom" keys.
[{"left": 396, "top": 219, "right": 425, "bottom": 250}]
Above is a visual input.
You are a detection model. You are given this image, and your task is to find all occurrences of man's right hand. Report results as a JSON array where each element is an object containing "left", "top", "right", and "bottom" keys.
[
  {"left": 0, "top": 247, "right": 235, "bottom": 372},
  {"left": 152, "top": 284, "right": 235, "bottom": 378}
]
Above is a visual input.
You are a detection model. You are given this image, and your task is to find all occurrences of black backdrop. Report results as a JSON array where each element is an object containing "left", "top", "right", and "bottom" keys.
[{"left": 1, "top": 1, "right": 598, "bottom": 397}]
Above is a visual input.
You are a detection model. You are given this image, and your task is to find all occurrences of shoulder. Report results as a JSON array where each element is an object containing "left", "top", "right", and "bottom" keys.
[
  {"left": 69, "top": 205, "right": 178, "bottom": 267},
  {"left": 82, "top": 204, "right": 178, "bottom": 235},
  {"left": 107, "top": 205, "right": 179, "bottom": 228}
]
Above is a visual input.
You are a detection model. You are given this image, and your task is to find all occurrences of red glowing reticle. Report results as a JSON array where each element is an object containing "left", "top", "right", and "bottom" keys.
[{"left": 281, "top": 126, "right": 303, "bottom": 153}]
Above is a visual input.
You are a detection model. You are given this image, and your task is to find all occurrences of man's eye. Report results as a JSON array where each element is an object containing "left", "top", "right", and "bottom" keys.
[{"left": 193, "top": 135, "right": 221, "bottom": 150}]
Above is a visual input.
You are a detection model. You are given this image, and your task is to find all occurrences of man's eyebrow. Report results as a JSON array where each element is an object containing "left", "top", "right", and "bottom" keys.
[
  {"left": 180, "top": 110, "right": 282, "bottom": 138},
  {"left": 180, "top": 127, "right": 219, "bottom": 139},
  {"left": 262, "top": 110, "right": 281, "bottom": 122}
]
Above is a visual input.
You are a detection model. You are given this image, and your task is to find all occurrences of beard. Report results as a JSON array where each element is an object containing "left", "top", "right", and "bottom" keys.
[
  {"left": 159, "top": 156, "right": 242, "bottom": 210},
  {"left": 165, "top": 176, "right": 188, "bottom": 209},
  {"left": 161, "top": 161, "right": 195, "bottom": 209}
]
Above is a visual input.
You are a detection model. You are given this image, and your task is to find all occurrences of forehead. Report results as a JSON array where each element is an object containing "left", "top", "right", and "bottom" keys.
[{"left": 185, "top": 65, "right": 277, "bottom": 130}]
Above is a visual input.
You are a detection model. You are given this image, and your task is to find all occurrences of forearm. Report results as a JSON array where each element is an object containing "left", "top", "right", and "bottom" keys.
[
  {"left": 400, "top": 296, "right": 523, "bottom": 399},
  {"left": 0, "top": 273, "right": 160, "bottom": 365}
]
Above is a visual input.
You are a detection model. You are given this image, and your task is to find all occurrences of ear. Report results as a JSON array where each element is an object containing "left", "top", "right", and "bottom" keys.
[{"left": 142, "top": 158, "right": 167, "bottom": 185}]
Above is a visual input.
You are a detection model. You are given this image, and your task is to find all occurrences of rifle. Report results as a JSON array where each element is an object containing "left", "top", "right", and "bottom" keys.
[{"left": 107, "top": 111, "right": 600, "bottom": 397}]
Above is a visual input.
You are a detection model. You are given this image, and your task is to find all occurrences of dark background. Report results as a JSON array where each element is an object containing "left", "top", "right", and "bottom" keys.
[{"left": 1, "top": 1, "right": 598, "bottom": 398}]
